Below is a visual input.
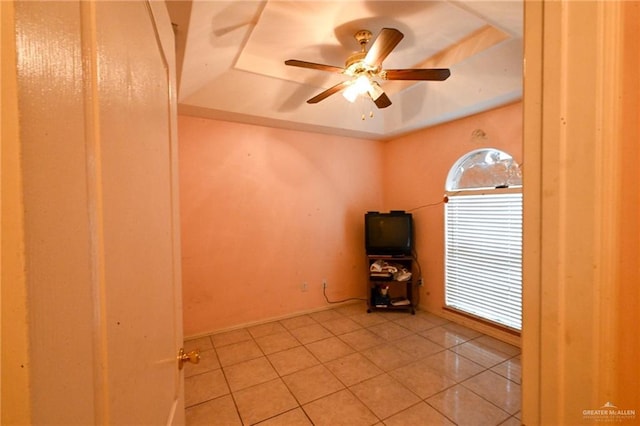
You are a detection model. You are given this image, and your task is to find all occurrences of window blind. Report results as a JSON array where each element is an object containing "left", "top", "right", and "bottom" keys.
[{"left": 445, "top": 192, "right": 522, "bottom": 331}]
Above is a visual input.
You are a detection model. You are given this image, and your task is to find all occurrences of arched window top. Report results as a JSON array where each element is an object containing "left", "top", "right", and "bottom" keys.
[{"left": 445, "top": 148, "right": 522, "bottom": 191}]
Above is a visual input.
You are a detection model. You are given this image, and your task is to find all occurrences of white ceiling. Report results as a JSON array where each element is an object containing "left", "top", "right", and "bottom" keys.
[{"left": 167, "top": 1, "right": 523, "bottom": 140}]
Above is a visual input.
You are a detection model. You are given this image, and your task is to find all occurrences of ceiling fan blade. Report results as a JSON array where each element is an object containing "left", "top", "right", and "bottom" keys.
[
  {"left": 383, "top": 68, "right": 451, "bottom": 81},
  {"left": 372, "top": 92, "right": 392, "bottom": 109},
  {"left": 364, "top": 28, "right": 404, "bottom": 68},
  {"left": 307, "top": 81, "right": 350, "bottom": 104},
  {"left": 366, "top": 81, "right": 391, "bottom": 108},
  {"left": 285, "top": 59, "right": 344, "bottom": 74}
]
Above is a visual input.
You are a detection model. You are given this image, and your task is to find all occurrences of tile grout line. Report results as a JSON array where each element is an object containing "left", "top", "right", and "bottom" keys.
[{"left": 184, "top": 304, "right": 521, "bottom": 425}]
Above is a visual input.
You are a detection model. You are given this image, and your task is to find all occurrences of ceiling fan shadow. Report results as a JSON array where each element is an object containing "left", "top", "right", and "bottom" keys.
[
  {"left": 277, "top": 73, "right": 344, "bottom": 113},
  {"left": 363, "top": 1, "right": 434, "bottom": 18},
  {"left": 399, "top": 87, "right": 427, "bottom": 124},
  {"left": 334, "top": 18, "right": 413, "bottom": 53},
  {"left": 398, "top": 83, "right": 457, "bottom": 128},
  {"left": 301, "top": 43, "right": 350, "bottom": 68},
  {"left": 212, "top": 21, "right": 256, "bottom": 38},
  {"left": 209, "top": 2, "right": 265, "bottom": 46}
]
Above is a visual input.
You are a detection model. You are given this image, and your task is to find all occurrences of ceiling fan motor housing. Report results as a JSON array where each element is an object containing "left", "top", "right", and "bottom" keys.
[
  {"left": 344, "top": 52, "right": 373, "bottom": 75},
  {"left": 354, "top": 29, "right": 372, "bottom": 47}
]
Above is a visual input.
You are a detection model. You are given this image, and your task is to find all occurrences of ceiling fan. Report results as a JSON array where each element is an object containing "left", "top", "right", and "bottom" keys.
[{"left": 285, "top": 28, "right": 451, "bottom": 109}]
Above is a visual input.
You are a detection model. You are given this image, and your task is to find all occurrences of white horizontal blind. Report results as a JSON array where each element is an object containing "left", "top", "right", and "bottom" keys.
[{"left": 445, "top": 192, "right": 522, "bottom": 330}]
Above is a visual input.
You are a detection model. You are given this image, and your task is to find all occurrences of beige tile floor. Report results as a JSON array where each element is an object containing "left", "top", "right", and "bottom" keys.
[{"left": 184, "top": 302, "right": 521, "bottom": 426}]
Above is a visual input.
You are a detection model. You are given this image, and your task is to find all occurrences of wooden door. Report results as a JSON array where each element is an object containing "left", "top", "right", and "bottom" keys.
[
  {"left": 1, "top": 1, "right": 183, "bottom": 424},
  {"left": 93, "top": 2, "right": 184, "bottom": 424}
]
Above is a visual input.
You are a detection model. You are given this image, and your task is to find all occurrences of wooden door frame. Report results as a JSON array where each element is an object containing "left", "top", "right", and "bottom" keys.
[{"left": 522, "top": 1, "right": 639, "bottom": 423}]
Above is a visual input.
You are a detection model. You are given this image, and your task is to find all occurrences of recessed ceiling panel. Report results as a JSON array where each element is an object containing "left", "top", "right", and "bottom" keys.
[
  {"left": 235, "top": 0, "right": 491, "bottom": 87},
  {"left": 171, "top": 0, "right": 523, "bottom": 140}
]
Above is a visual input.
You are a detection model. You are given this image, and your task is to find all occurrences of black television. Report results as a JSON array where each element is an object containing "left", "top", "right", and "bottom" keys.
[{"left": 365, "top": 211, "right": 413, "bottom": 256}]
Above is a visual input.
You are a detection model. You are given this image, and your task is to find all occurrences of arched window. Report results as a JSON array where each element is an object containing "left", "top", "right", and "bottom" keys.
[
  {"left": 446, "top": 148, "right": 522, "bottom": 191},
  {"left": 444, "top": 148, "right": 523, "bottom": 331}
]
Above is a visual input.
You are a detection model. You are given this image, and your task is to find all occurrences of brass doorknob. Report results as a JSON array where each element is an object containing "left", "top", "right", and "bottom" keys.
[{"left": 178, "top": 348, "right": 200, "bottom": 370}]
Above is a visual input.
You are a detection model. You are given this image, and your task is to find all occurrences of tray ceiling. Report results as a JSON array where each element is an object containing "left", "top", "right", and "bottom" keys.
[{"left": 167, "top": 1, "right": 523, "bottom": 140}]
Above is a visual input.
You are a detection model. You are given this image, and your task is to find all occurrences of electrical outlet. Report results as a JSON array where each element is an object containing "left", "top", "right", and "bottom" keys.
[
  {"left": 301, "top": 282, "right": 308, "bottom": 292},
  {"left": 417, "top": 278, "right": 424, "bottom": 286}
]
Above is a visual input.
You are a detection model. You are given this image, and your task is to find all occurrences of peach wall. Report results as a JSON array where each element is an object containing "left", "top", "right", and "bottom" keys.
[
  {"left": 381, "top": 102, "right": 522, "bottom": 342},
  {"left": 179, "top": 116, "right": 383, "bottom": 336}
]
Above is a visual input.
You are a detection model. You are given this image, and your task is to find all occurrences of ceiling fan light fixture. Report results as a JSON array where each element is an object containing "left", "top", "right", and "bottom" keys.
[
  {"left": 343, "top": 75, "right": 372, "bottom": 103},
  {"left": 342, "top": 84, "right": 359, "bottom": 103}
]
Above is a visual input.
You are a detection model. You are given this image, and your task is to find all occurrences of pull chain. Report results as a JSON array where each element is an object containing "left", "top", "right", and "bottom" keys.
[
  {"left": 360, "top": 110, "right": 374, "bottom": 120},
  {"left": 357, "top": 97, "right": 375, "bottom": 120}
]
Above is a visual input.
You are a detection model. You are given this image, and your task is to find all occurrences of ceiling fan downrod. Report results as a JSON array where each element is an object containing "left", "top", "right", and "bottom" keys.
[{"left": 354, "top": 29, "right": 372, "bottom": 50}]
